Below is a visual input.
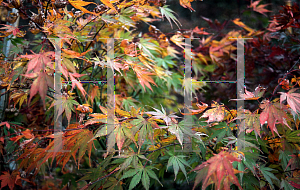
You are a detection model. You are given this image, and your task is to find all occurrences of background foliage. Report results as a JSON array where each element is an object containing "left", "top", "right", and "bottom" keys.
[{"left": 0, "top": 0, "right": 300, "bottom": 189}]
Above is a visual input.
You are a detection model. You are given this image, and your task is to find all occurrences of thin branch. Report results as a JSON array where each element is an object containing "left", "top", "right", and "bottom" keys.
[
  {"left": 44, "top": 0, "right": 51, "bottom": 21},
  {"left": 270, "top": 58, "right": 300, "bottom": 100},
  {"left": 80, "top": 167, "right": 120, "bottom": 190},
  {"left": 145, "top": 143, "right": 182, "bottom": 155},
  {"left": 86, "top": 23, "right": 106, "bottom": 51}
]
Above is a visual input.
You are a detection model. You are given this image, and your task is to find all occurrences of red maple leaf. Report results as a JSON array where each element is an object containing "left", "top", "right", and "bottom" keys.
[
  {"left": 0, "top": 171, "right": 21, "bottom": 190},
  {"left": 20, "top": 51, "right": 55, "bottom": 74},
  {"left": 191, "top": 151, "right": 243, "bottom": 190},
  {"left": 248, "top": 0, "right": 271, "bottom": 17},
  {"left": 0, "top": 24, "right": 21, "bottom": 37},
  {"left": 259, "top": 100, "right": 292, "bottom": 137},
  {"left": 23, "top": 71, "right": 54, "bottom": 109},
  {"left": 69, "top": 72, "right": 87, "bottom": 98}
]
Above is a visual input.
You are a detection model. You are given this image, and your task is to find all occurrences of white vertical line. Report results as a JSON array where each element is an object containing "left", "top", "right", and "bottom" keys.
[
  {"left": 180, "top": 38, "right": 193, "bottom": 152},
  {"left": 106, "top": 38, "right": 115, "bottom": 153},
  {"left": 236, "top": 39, "right": 245, "bottom": 151},
  {"left": 51, "top": 38, "right": 69, "bottom": 152}
]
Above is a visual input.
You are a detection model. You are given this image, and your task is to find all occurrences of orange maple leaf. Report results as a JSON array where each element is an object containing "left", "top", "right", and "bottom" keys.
[
  {"left": 62, "top": 49, "right": 92, "bottom": 59},
  {"left": 68, "top": 0, "right": 98, "bottom": 15},
  {"left": 180, "top": 100, "right": 208, "bottom": 115},
  {"left": 179, "top": 0, "right": 195, "bottom": 12},
  {"left": 132, "top": 65, "right": 157, "bottom": 91},
  {"left": 100, "top": 0, "right": 118, "bottom": 13}
]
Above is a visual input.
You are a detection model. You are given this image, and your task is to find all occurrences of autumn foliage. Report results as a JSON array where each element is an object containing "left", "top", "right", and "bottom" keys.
[{"left": 0, "top": 0, "right": 300, "bottom": 190}]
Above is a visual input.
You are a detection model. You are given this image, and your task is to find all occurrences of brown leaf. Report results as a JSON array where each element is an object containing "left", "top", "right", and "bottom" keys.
[{"left": 201, "top": 101, "right": 226, "bottom": 123}]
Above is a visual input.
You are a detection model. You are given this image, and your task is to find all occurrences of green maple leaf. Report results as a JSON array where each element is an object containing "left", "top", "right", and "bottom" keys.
[
  {"left": 51, "top": 95, "right": 79, "bottom": 126},
  {"left": 119, "top": 165, "right": 162, "bottom": 190},
  {"left": 166, "top": 154, "right": 191, "bottom": 181}
]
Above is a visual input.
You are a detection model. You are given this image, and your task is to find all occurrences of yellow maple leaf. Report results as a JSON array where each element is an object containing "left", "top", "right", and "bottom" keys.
[{"left": 68, "top": 0, "right": 97, "bottom": 15}]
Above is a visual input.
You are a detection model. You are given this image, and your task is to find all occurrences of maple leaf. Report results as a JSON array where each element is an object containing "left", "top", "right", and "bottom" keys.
[
  {"left": 248, "top": 0, "right": 271, "bottom": 17},
  {"left": 0, "top": 171, "right": 21, "bottom": 190},
  {"left": 130, "top": 115, "right": 156, "bottom": 148},
  {"left": 159, "top": 6, "right": 181, "bottom": 29},
  {"left": 191, "top": 151, "right": 243, "bottom": 190},
  {"left": 192, "top": 26, "right": 210, "bottom": 35},
  {"left": 68, "top": 0, "right": 97, "bottom": 15},
  {"left": 179, "top": 0, "right": 195, "bottom": 12},
  {"left": 62, "top": 48, "right": 92, "bottom": 59},
  {"left": 69, "top": 72, "right": 87, "bottom": 97},
  {"left": 145, "top": 105, "right": 180, "bottom": 126},
  {"left": 9, "top": 129, "right": 34, "bottom": 143},
  {"left": 10, "top": 91, "right": 28, "bottom": 109},
  {"left": 285, "top": 154, "right": 300, "bottom": 172},
  {"left": 0, "top": 122, "right": 10, "bottom": 129},
  {"left": 23, "top": 71, "right": 54, "bottom": 109},
  {"left": 231, "top": 85, "right": 266, "bottom": 101},
  {"left": 167, "top": 120, "right": 195, "bottom": 147},
  {"left": 233, "top": 109, "right": 261, "bottom": 138},
  {"left": 50, "top": 95, "right": 79, "bottom": 126},
  {"left": 132, "top": 65, "right": 157, "bottom": 91},
  {"left": 179, "top": 101, "right": 208, "bottom": 115},
  {"left": 259, "top": 100, "right": 292, "bottom": 137},
  {"left": 166, "top": 154, "right": 191, "bottom": 181},
  {"left": 0, "top": 24, "right": 23, "bottom": 37},
  {"left": 232, "top": 18, "right": 255, "bottom": 34},
  {"left": 201, "top": 101, "right": 226, "bottom": 123},
  {"left": 279, "top": 88, "right": 300, "bottom": 114},
  {"left": 20, "top": 51, "right": 54, "bottom": 74},
  {"left": 170, "top": 34, "right": 190, "bottom": 49},
  {"left": 119, "top": 165, "right": 162, "bottom": 190},
  {"left": 100, "top": 0, "right": 118, "bottom": 14}
]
